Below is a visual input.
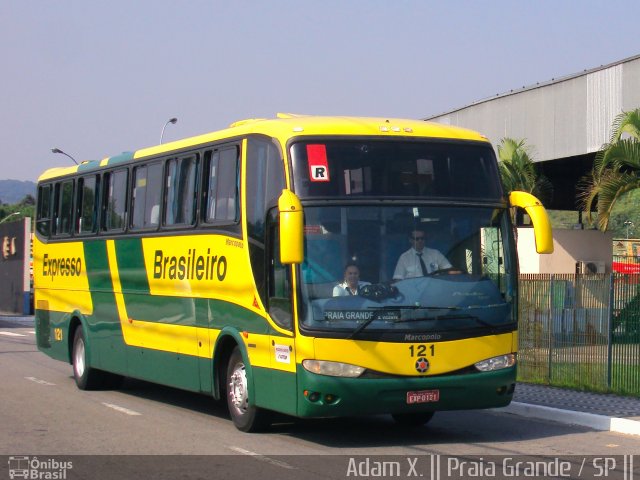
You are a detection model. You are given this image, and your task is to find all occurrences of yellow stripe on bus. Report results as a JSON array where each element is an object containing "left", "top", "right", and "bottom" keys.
[
  {"left": 313, "top": 333, "right": 515, "bottom": 376},
  {"left": 32, "top": 236, "right": 93, "bottom": 315},
  {"left": 106, "top": 239, "right": 218, "bottom": 358}
]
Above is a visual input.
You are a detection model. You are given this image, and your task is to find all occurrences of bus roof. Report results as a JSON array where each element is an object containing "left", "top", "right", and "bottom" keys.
[{"left": 38, "top": 114, "right": 489, "bottom": 182}]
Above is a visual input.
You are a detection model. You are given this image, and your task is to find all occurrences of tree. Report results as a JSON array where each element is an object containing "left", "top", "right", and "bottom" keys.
[
  {"left": 20, "top": 194, "right": 36, "bottom": 206},
  {"left": 498, "top": 138, "right": 552, "bottom": 198},
  {"left": 0, "top": 199, "right": 34, "bottom": 224},
  {"left": 497, "top": 138, "right": 552, "bottom": 225},
  {"left": 581, "top": 108, "right": 640, "bottom": 231}
]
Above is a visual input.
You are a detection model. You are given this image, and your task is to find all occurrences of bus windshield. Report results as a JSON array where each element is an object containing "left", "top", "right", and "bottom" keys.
[
  {"left": 297, "top": 205, "right": 517, "bottom": 340},
  {"left": 290, "top": 139, "right": 502, "bottom": 200}
]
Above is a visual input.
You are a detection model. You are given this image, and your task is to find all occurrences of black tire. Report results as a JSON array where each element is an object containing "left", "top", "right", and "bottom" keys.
[
  {"left": 226, "top": 347, "right": 270, "bottom": 432},
  {"left": 72, "top": 326, "right": 115, "bottom": 390},
  {"left": 392, "top": 411, "right": 435, "bottom": 427}
]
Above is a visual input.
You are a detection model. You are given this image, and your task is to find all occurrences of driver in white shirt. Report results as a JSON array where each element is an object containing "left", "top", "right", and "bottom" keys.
[{"left": 393, "top": 228, "right": 453, "bottom": 280}]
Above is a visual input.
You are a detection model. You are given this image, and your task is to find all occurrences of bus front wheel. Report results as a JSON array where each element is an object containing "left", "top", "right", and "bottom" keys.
[
  {"left": 226, "top": 347, "right": 270, "bottom": 432},
  {"left": 392, "top": 412, "right": 435, "bottom": 427}
]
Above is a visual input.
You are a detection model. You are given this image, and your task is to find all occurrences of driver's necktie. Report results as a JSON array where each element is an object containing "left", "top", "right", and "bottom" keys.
[{"left": 417, "top": 252, "right": 429, "bottom": 276}]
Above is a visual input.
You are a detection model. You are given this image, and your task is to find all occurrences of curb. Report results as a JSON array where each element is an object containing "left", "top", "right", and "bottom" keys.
[{"left": 495, "top": 402, "right": 640, "bottom": 436}]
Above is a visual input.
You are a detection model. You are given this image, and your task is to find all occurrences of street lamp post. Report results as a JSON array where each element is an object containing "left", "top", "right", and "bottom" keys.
[
  {"left": 0, "top": 212, "right": 21, "bottom": 224},
  {"left": 51, "top": 148, "right": 79, "bottom": 165},
  {"left": 624, "top": 221, "right": 634, "bottom": 239},
  {"left": 160, "top": 117, "right": 178, "bottom": 144}
]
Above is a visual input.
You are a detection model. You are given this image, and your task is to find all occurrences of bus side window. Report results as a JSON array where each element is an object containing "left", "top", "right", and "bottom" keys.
[
  {"left": 246, "top": 137, "right": 286, "bottom": 309},
  {"left": 202, "top": 146, "right": 239, "bottom": 224},
  {"left": 36, "top": 184, "right": 53, "bottom": 237},
  {"left": 165, "top": 155, "right": 197, "bottom": 226},
  {"left": 267, "top": 212, "right": 292, "bottom": 330},
  {"left": 76, "top": 175, "right": 98, "bottom": 235},
  {"left": 102, "top": 169, "right": 128, "bottom": 232},
  {"left": 203, "top": 150, "right": 220, "bottom": 222},
  {"left": 246, "top": 138, "right": 286, "bottom": 241},
  {"left": 53, "top": 180, "right": 74, "bottom": 236},
  {"left": 217, "top": 147, "right": 239, "bottom": 221},
  {"left": 131, "top": 162, "right": 162, "bottom": 230}
]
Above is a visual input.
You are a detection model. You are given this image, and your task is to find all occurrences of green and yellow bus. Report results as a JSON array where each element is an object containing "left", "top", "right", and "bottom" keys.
[{"left": 34, "top": 114, "right": 553, "bottom": 431}]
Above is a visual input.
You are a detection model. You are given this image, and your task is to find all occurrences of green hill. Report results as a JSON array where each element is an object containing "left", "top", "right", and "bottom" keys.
[{"left": 0, "top": 179, "right": 36, "bottom": 205}]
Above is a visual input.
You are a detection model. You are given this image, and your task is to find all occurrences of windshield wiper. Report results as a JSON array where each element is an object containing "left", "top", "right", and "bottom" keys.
[
  {"left": 349, "top": 307, "right": 447, "bottom": 335},
  {"left": 347, "top": 315, "right": 378, "bottom": 339},
  {"left": 346, "top": 307, "right": 417, "bottom": 338}
]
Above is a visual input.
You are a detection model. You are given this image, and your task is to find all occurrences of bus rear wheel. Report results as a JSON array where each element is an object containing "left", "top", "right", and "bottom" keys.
[
  {"left": 226, "top": 347, "right": 270, "bottom": 432},
  {"left": 392, "top": 411, "right": 435, "bottom": 427},
  {"left": 72, "top": 326, "right": 122, "bottom": 390}
]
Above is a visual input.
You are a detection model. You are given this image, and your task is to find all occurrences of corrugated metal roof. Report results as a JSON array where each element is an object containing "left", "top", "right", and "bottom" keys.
[
  {"left": 423, "top": 54, "right": 640, "bottom": 163},
  {"left": 424, "top": 53, "right": 640, "bottom": 120}
]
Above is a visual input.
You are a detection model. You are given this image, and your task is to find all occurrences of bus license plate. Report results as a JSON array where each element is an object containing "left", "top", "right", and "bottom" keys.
[{"left": 406, "top": 389, "right": 440, "bottom": 404}]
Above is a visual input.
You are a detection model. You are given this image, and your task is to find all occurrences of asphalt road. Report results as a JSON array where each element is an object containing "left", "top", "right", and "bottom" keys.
[{"left": 1, "top": 320, "right": 638, "bottom": 479}]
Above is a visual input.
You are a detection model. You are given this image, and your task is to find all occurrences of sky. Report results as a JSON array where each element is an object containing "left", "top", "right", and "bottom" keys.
[{"left": 2, "top": 0, "right": 640, "bottom": 182}]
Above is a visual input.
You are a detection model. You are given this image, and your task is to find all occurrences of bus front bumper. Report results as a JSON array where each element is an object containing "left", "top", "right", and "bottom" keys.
[{"left": 296, "top": 365, "right": 516, "bottom": 418}]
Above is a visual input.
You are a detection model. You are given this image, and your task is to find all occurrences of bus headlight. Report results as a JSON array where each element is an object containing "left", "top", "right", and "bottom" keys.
[
  {"left": 302, "top": 360, "right": 365, "bottom": 378},
  {"left": 474, "top": 354, "right": 516, "bottom": 372}
]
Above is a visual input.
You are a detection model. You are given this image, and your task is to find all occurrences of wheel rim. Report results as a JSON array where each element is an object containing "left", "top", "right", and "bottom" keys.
[
  {"left": 74, "top": 336, "right": 86, "bottom": 378},
  {"left": 228, "top": 362, "right": 248, "bottom": 415}
]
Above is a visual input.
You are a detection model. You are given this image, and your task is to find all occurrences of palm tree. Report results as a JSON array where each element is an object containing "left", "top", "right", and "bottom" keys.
[
  {"left": 581, "top": 108, "right": 640, "bottom": 231},
  {"left": 498, "top": 138, "right": 552, "bottom": 197},
  {"left": 497, "top": 138, "right": 552, "bottom": 225}
]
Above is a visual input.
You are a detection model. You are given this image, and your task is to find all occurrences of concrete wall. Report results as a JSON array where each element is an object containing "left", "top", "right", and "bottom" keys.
[{"left": 517, "top": 228, "right": 613, "bottom": 274}]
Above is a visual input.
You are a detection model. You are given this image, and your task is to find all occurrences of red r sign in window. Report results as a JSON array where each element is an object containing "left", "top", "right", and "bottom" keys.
[{"left": 307, "top": 144, "right": 330, "bottom": 182}]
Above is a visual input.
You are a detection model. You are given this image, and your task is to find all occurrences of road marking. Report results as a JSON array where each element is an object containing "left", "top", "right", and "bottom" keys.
[
  {"left": 229, "top": 446, "right": 296, "bottom": 470},
  {"left": 0, "top": 331, "right": 26, "bottom": 337},
  {"left": 102, "top": 402, "right": 142, "bottom": 416},
  {"left": 25, "top": 377, "right": 56, "bottom": 386},
  {"left": 28, "top": 330, "right": 35, "bottom": 334}
]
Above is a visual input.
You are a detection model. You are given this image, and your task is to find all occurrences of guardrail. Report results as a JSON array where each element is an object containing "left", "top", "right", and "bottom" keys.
[{"left": 518, "top": 273, "right": 640, "bottom": 396}]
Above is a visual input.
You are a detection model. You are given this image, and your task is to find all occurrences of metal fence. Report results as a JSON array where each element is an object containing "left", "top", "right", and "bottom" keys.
[{"left": 518, "top": 273, "right": 640, "bottom": 396}]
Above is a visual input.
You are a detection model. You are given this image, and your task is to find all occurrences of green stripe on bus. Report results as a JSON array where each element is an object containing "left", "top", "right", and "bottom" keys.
[
  {"left": 84, "top": 240, "right": 113, "bottom": 291},
  {"left": 121, "top": 293, "right": 270, "bottom": 333},
  {"left": 76, "top": 159, "right": 101, "bottom": 173},
  {"left": 106, "top": 151, "right": 135, "bottom": 165},
  {"left": 83, "top": 240, "right": 128, "bottom": 374},
  {"left": 122, "top": 294, "right": 202, "bottom": 325},
  {"left": 115, "top": 238, "right": 151, "bottom": 294}
]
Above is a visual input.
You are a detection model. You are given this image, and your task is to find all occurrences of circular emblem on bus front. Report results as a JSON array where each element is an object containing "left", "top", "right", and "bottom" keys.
[{"left": 415, "top": 357, "right": 430, "bottom": 373}]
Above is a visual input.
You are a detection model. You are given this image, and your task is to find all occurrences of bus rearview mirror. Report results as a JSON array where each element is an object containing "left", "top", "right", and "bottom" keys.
[
  {"left": 508, "top": 191, "right": 554, "bottom": 254},
  {"left": 278, "top": 189, "right": 304, "bottom": 264}
]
